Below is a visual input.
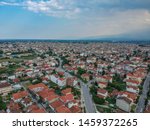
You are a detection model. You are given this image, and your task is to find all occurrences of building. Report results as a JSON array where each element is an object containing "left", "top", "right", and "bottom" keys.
[
  {"left": 12, "top": 91, "right": 29, "bottom": 102},
  {"left": 116, "top": 96, "right": 133, "bottom": 112},
  {"left": 50, "top": 74, "right": 66, "bottom": 87},
  {"left": 126, "top": 79, "right": 140, "bottom": 87},
  {"left": 0, "top": 82, "right": 12, "bottom": 95},
  {"left": 97, "top": 88, "right": 108, "bottom": 99},
  {"left": 97, "top": 82, "right": 108, "bottom": 88},
  {"left": 81, "top": 73, "right": 90, "bottom": 81},
  {"left": 28, "top": 83, "right": 48, "bottom": 93},
  {"left": 126, "top": 86, "right": 139, "bottom": 94},
  {"left": 49, "top": 100, "right": 64, "bottom": 112},
  {"left": 66, "top": 77, "right": 78, "bottom": 87}
]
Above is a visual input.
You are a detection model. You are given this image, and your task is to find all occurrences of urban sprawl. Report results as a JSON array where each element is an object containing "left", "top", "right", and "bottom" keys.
[{"left": 0, "top": 41, "right": 150, "bottom": 113}]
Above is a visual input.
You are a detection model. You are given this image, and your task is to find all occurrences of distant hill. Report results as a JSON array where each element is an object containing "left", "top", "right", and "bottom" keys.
[{"left": 81, "top": 29, "right": 150, "bottom": 41}]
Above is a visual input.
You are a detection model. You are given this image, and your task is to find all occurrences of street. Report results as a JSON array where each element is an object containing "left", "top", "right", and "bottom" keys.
[
  {"left": 136, "top": 72, "right": 150, "bottom": 113},
  {"left": 56, "top": 56, "right": 96, "bottom": 113}
]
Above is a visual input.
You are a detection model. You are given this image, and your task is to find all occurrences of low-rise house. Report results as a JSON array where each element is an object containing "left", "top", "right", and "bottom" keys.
[
  {"left": 96, "top": 75, "right": 112, "bottom": 83},
  {"left": 49, "top": 100, "right": 64, "bottom": 112},
  {"left": 66, "top": 77, "right": 78, "bottom": 87},
  {"left": 77, "top": 64, "right": 85, "bottom": 69},
  {"left": 66, "top": 100, "right": 78, "bottom": 108},
  {"left": 28, "top": 83, "right": 48, "bottom": 93},
  {"left": 97, "top": 82, "right": 108, "bottom": 88},
  {"left": 8, "top": 75, "right": 16, "bottom": 80},
  {"left": 21, "top": 97, "right": 33, "bottom": 107},
  {"left": 97, "top": 88, "right": 108, "bottom": 99},
  {"left": 60, "top": 94, "right": 74, "bottom": 104},
  {"left": 55, "top": 105, "right": 71, "bottom": 113},
  {"left": 37, "top": 89, "right": 58, "bottom": 103},
  {"left": 126, "top": 73, "right": 142, "bottom": 83},
  {"left": 61, "top": 88, "right": 72, "bottom": 95},
  {"left": 50, "top": 74, "right": 66, "bottom": 87},
  {"left": 81, "top": 73, "right": 90, "bottom": 81},
  {"left": 12, "top": 78, "right": 20, "bottom": 84},
  {"left": 116, "top": 96, "right": 133, "bottom": 112},
  {"left": 12, "top": 91, "right": 29, "bottom": 102},
  {"left": 0, "top": 82, "right": 13, "bottom": 95},
  {"left": 126, "top": 79, "right": 140, "bottom": 87},
  {"left": 126, "top": 86, "right": 139, "bottom": 94},
  {"left": 46, "top": 94, "right": 59, "bottom": 104},
  {"left": 12, "top": 84, "right": 22, "bottom": 90},
  {"left": 31, "top": 108, "right": 46, "bottom": 113},
  {"left": 118, "top": 91, "right": 137, "bottom": 102},
  {"left": 57, "top": 78, "right": 66, "bottom": 87},
  {"left": 26, "top": 104, "right": 39, "bottom": 113},
  {"left": 7, "top": 100, "right": 22, "bottom": 113},
  {"left": 70, "top": 105, "right": 82, "bottom": 113}
]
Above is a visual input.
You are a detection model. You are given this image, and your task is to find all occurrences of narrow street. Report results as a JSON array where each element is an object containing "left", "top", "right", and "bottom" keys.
[
  {"left": 136, "top": 72, "right": 150, "bottom": 112},
  {"left": 56, "top": 56, "right": 96, "bottom": 113}
]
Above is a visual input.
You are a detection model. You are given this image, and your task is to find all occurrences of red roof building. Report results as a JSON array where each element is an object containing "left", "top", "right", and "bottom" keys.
[
  {"left": 12, "top": 91, "right": 28, "bottom": 102},
  {"left": 56, "top": 105, "right": 71, "bottom": 113}
]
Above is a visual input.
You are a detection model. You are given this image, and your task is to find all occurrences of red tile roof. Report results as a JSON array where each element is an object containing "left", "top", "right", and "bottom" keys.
[
  {"left": 56, "top": 105, "right": 71, "bottom": 113},
  {"left": 126, "top": 79, "right": 140, "bottom": 84},
  {"left": 38, "top": 89, "right": 55, "bottom": 99},
  {"left": 98, "top": 82, "right": 108, "bottom": 85},
  {"left": 127, "top": 86, "right": 139, "bottom": 90},
  {"left": 46, "top": 94, "right": 59, "bottom": 102},
  {"left": 27, "top": 104, "right": 39, "bottom": 112},
  {"left": 62, "top": 88, "right": 72, "bottom": 95},
  {"left": 31, "top": 108, "right": 46, "bottom": 113},
  {"left": 0, "top": 82, "right": 11, "bottom": 88},
  {"left": 97, "top": 88, "right": 107, "bottom": 94},
  {"left": 12, "top": 91, "right": 28, "bottom": 100},
  {"left": 13, "top": 78, "right": 20, "bottom": 83},
  {"left": 28, "top": 83, "right": 48, "bottom": 91},
  {"left": 7, "top": 100, "right": 21, "bottom": 112},
  {"left": 118, "top": 91, "right": 137, "bottom": 101},
  {"left": 49, "top": 100, "right": 64, "bottom": 109},
  {"left": 70, "top": 106, "right": 81, "bottom": 113},
  {"left": 60, "top": 94, "right": 74, "bottom": 103}
]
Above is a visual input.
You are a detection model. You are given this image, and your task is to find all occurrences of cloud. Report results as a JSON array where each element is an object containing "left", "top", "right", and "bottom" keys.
[
  {"left": 0, "top": 0, "right": 81, "bottom": 18},
  {"left": 0, "top": 0, "right": 150, "bottom": 18},
  {"left": 0, "top": 1, "right": 20, "bottom": 6},
  {"left": 0, "top": 0, "right": 150, "bottom": 39},
  {"left": 24, "top": 0, "right": 80, "bottom": 18}
]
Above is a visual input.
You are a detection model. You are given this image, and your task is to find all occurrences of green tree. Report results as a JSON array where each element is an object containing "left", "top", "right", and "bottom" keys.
[
  {"left": 0, "top": 96, "right": 7, "bottom": 110},
  {"left": 106, "top": 97, "right": 116, "bottom": 104},
  {"left": 90, "top": 86, "right": 97, "bottom": 96},
  {"left": 93, "top": 95, "right": 105, "bottom": 105},
  {"left": 77, "top": 68, "right": 86, "bottom": 75}
]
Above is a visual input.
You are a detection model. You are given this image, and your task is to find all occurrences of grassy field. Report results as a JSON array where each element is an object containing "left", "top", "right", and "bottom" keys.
[{"left": 0, "top": 55, "right": 37, "bottom": 63}]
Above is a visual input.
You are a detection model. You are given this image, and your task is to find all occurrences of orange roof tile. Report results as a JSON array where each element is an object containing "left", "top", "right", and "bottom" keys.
[
  {"left": 56, "top": 105, "right": 71, "bottom": 113},
  {"left": 49, "top": 100, "right": 64, "bottom": 109},
  {"left": 62, "top": 88, "right": 72, "bottom": 95},
  {"left": 12, "top": 91, "right": 28, "bottom": 100},
  {"left": 28, "top": 83, "right": 48, "bottom": 91}
]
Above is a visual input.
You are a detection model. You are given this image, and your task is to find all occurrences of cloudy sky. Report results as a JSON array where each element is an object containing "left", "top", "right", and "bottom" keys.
[{"left": 0, "top": 0, "right": 150, "bottom": 39}]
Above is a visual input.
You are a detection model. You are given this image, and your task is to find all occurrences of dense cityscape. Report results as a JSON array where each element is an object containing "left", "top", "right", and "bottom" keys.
[{"left": 0, "top": 40, "right": 150, "bottom": 113}]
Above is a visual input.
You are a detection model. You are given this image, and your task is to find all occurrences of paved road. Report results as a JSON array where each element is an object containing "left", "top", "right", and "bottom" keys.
[
  {"left": 56, "top": 56, "right": 96, "bottom": 113},
  {"left": 136, "top": 72, "right": 150, "bottom": 113},
  {"left": 80, "top": 81, "right": 96, "bottom": 113}
]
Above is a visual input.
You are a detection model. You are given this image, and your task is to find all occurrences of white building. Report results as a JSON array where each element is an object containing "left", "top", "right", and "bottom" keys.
[
  {"left": 116, "top": 96, "right": 133, "bottom": 112},
  {"left": 126, "top": 86, "right": 139, "bottom": 94}
]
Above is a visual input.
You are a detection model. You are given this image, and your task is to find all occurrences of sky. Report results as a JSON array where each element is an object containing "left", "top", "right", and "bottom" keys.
[{"left": 0, "top": 0, "right": 150, "bottom": 40}]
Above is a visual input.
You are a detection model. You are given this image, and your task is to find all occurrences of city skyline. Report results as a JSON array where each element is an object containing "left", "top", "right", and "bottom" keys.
[{"left": 0, "top": 0, "right": 150, "bottom": 40}]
